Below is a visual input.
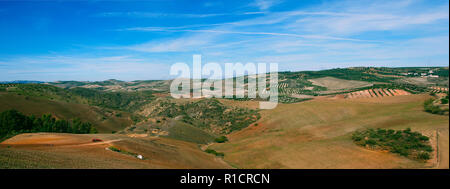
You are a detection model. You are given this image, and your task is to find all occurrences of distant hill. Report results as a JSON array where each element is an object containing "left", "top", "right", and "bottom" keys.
[
  {"left": 45, "top": 67, "right": 448, "bottom": 96},
  {"left": 0, "top": 80, "right": 44, "bottom": 84}
]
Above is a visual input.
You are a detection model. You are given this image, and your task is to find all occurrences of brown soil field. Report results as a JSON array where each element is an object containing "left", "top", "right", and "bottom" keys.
[
  {"left": 210, "top": 94, "right": 449, "bottom": 169},
  {"left": 0, "top": 133, "right": 231, "bottom": 169},
  {"left": 309, "top": 77, "right": 373, "bottom": 90}
]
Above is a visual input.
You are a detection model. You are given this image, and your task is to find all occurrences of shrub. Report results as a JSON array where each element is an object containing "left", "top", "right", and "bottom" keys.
[
  {"left": 419, "top": 135, "right": 429, "bottom": 141},
  {"left": 352, "top": 134, "right": 363, "bottom": 141},
  {"left": 417, "top": 152, "right": 431, "bottom": 160},
  {"left": 108, "top": 146, "right": 121, "bottom": 152},
  {"left": 352, "top": 128, "right": 433, "bottom": 161},
  {"left": 214, "top": 136, "right": 229, "bottom": 143},
  {"left": 365, "top": 139, "right": 377, "bottom": 146},
  {"left": 205, "top": 149, "right": 225, "bottom": 157},
  {"left": 424, "top": 98, "right": 447, "bottom": 115}
]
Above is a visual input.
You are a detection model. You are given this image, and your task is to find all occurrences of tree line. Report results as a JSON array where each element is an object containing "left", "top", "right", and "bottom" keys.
[{"left": 0, "top": 109, "right": 97, "bottom": 139}]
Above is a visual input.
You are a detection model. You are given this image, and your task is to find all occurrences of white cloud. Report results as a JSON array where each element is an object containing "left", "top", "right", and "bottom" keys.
[
  {"left": 0, "top": 55, "right": 170, "bottom": 81},
  {"left": 251, "top": 0, "right": 281, "bottom": 11},
  {"left": 288, "top": 0, "right": 449, "bottom": 35},
  {"left": 124, "top": 32, "right": 220, "bottom": 53},
  {"left": 98, "top": 12, "right": 228, "bottom": 18}
]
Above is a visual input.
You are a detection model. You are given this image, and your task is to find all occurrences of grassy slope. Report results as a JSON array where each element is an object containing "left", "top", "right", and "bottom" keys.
[
  {"left": 0, "top": 92, "right": 131, "bottom": 133},
  {"left": 210, "top": 94, "right": 449, "bottom": 169},
  {"left": 165, "top": 120, "right": 216, "bottom": 144},
  {"left": 0, "top": 133, "right": 231, "bottom": 168}
]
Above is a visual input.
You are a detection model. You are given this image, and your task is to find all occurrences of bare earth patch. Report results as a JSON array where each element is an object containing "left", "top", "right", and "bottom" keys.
[{"left": 309, "top": 77, "right": 372, "bottom": 90}]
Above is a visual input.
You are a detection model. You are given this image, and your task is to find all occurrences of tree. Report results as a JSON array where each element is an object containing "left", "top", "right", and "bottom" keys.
[
  {"left": 214, "top": 136, "right": 229, "bottom": 143},
  {"left": 0, "top": 109, "right": 97, "bottom": 139}
]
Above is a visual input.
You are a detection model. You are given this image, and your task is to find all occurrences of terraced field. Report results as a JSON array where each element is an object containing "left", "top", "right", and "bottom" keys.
[
  {"left": 345, "top": 89, "right": 411, "bottom": 99},
  {"left": 429, "top": 86, "right": 449, "bottom": 93}
]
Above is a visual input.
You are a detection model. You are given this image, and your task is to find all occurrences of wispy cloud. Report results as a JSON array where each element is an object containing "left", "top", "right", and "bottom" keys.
[
  {"left": 97, "top": 11, "right": 267, "bottom": 18},
  {"left": 98, "top": 12, "right": 227, "bottom": 18},
  {"left": 250, "top": 0, "right": 282, "bottom": 11},
  {"left": 290, "top": 4, "right": 449, "bottom": 35},
  {"left": 2, "top": 0, "right": 448, "bottom": 81},
  {"left": 0, "top": 55, "right": 170, "bottom": 81},
  {"left": 112, "top": 0, "right": 448, "bottom": 71},
  {"left": 125, "top": 27, "right": 377, "bottom": 42}
]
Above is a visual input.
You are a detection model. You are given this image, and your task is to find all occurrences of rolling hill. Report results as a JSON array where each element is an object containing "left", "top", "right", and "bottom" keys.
[
  {"left": 0, "top": 67, "right": 448, "bottom": 169},
  {"left": 209, "top": 94, "right": 449, "bottom": 169},
  {"left": 0, "top": 92, "right": 131, "bottom": 133},
  {"left": 0, "top": 133, "right": 230, "bottom": 168}
]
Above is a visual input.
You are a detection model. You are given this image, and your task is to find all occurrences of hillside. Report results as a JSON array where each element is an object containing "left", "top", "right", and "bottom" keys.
[
  {"left": 209, "top": 94, "right": 449, "bottom": 169},
  {"left": 0, "top": 92, "right": 131, "bottom": 133},
  {"left": 0, "top": 133, "right": 230, "bottom": 168},
  {"left": 117, "top": 98, "right": 261, "bottom": 144},
  {"left": 29, "top": 67, "right": 448, "bottom": 101},
  {"left": 0, "top": 67, "right": 448, "bottom": 169}
]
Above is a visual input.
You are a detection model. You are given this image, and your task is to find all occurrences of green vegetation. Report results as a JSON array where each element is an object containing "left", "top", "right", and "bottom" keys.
[
  {"left": 214, "top": 136, "right": 228, "bottom": 143},
  {"left": 424, "top": 98, "right": 449, "bottom": 115},
  {"left": 147, "top": 98, "right": 260, "bottom": 134},
  {"left": 275, "top": 67, "right": 444, "bottom": 97},
  {"left": 440, "top": 94, "right": 449, "bottom": 104},
  {"left": 352, "top": 128, "right": 433, "bottom": 161},
  {"left": 0, "top": 109, "right": 97, "bottom": 141},
  {"left": 69, "top": 87, "right": 154, "bottom": 112},
  {"left": 205, "top": 149, "right": 225, "bottom": 157},
  {"left": 0, "top": 92, "right": 131, "bottom": 133},
  {"left": 165, "top": 121, "right": 216, "bottom": 144},
  {"left": 108, "top": 146, "right": 141, "bottom": 158},
  {"left": 8, "top": 84, "right": 155, "bottom": 113},
  {"left": 302, "top": 68, "right": 397, "bottom": 82}
]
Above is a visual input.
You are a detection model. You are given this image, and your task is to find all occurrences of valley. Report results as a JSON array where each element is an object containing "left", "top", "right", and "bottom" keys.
[{"left": 0, "top": 67, "right": 448, "bottom": 169}]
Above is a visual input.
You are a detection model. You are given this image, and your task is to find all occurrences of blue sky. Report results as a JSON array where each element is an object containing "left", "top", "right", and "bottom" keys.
[{"left": 0, "top": 0, "right": 448, "bottom": 81}]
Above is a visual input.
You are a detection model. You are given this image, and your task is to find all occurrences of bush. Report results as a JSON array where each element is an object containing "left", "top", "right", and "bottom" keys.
[
  {"left": 352, "top": 128, "right": 433, "bottom": 161},
  {"left": 205, "top": 149, "right": 225, "bottom": 157},
  {"left": 419, "top": 135, "right": 429, "bottom": 141},
  {"left": 424, "top": 98, "right": 447, "bottom": 115},
  {"left": 108, "top": 146, "right": 121, "bottom": 152},
  {"left": 417, "top": 152, "right": 431, "bottom": 160},
  {"left": 214, "top": 136, "right": 229, "bottom": 143},
  {"left": 441, "top": 98, "right": 448, "bottom": 104},
  {"left": 365, "top": 139, "right": 377, "bottom": 146}
]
